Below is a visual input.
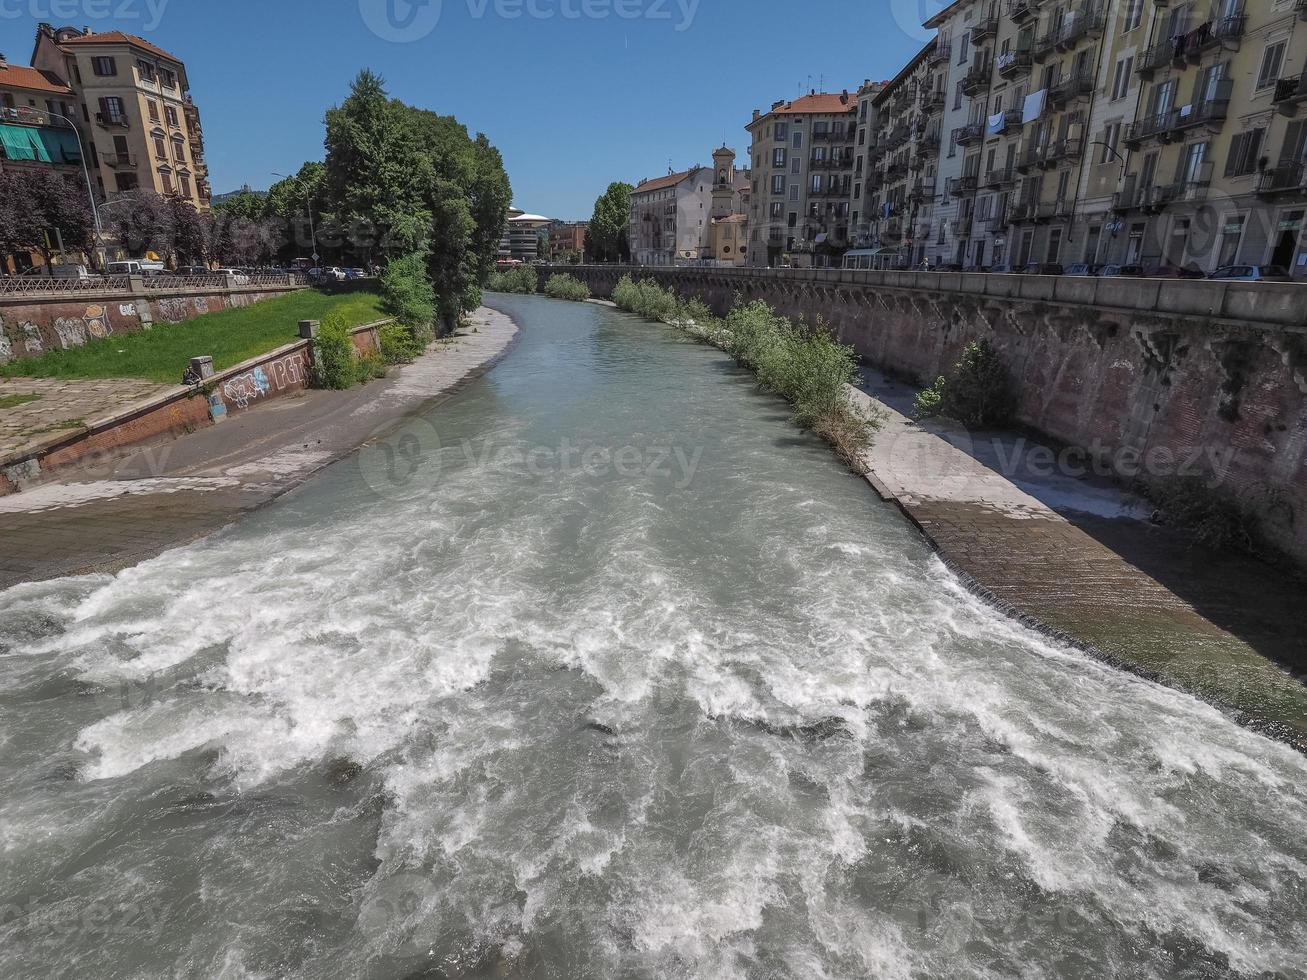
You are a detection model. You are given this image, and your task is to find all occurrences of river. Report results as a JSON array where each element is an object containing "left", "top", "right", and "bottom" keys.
[{"left": 1, "top": 294, "right": 1305, "bottom": 979}]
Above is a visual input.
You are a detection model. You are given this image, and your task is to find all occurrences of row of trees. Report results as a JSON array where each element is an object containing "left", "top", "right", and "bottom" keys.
[
  {"left": 2, "top": 70, "right": 512, "bottom": 334},
  {"left": 585, "top": 181, "right": 632, "bottom": 263}
]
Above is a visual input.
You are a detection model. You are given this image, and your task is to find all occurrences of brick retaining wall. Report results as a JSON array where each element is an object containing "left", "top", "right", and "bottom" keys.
[{"left": 545, "top": 265, "right": 1307, "bottom": 566}]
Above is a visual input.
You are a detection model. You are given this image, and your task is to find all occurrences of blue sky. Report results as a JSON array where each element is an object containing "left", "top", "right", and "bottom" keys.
[{"left": 3, "top": 0, "right": 936, "bottom": 219}]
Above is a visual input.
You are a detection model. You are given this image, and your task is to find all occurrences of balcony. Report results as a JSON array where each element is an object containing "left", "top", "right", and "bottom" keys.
[
  {"left": 961, "top": 62, "right": 992, "bottom": 96},
  {"left": 1258, "top": 163, "right": 1307, "bottom": 196},
  {"left": 1122, "top": 112, "right": 1174, "bottom": 149},
  {"left": 104, "top": 153, "right": 137, "bottom": 168},
  {"left": 992, "top": 108, "right": 1024, "bottom": 134},
  {"left": 1049, "top": 71, "right": 1095, "bottom": 107},
  {"left": 95, "top": 112, "right": 129, "bottom": 130},
  {"left": 952, "top": 122, "right": 984, "bottom": 146},
  {"left": 972, "top": 14, "right": 999, "bottom": 41},
  {"left": 1016, "top": 142, "right": 1044, "bottom": 172},
  {"left": 920, "top": 88, "right": 946, "bottom": 114},
  {"left": 1137, "top": 40, "right": 1174, "bottom": 79},
  {"left": 1160, "top": 178, "right": 1211, "bottom": 204},
  {"left": 1178, "top": 14, "right": 1246, "bottom": 63},
  {"left": 1273, "top": 69, "right": 1307, "bottom": 114},
  {"left": 1169, "top": 93, "right": 1231, "bottom": 134},
  {"left": 1055, "top": 9, "right": 1106, "bottom": 51},
  {"left": 951, "top": 217, "right": 975, "bottom": 238},
  {"left": 981, "top": 208, "right": 1008, "bottom": 231},
  {"left": 909, "top": 177, "right": 937, "bottom": 203},
  {"left": 984, "top": 166, "right": 1016, "bottom": 188},
  {"left": 1009, "top": 0, "right": 1040, "bottom": 25},
  {"left": 997, "top": 50, "right": 1033, "bottom": 79},
  {"left": 1048, "top": 197, "right": 1074, "bottom": 221},
  {"left": 888, "top": 123, "right": 911, "bottom": 148},
  {"left": 947, "top": 175, "right": 979, "bottom": 195},
  {"left": 884, "top": 161, "right": 909, "bottom": 181},
  {"left": 927, "top": 42, "right": 952, "bottom": 66},
  {"left": 1009, "top": 198, "right": 1042, "bottom": 223},
  {"left": 1043, "top": 137, "right": 1083, "bottom": 166}
]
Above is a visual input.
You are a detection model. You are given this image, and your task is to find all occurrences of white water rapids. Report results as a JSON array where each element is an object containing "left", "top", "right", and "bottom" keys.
[{"left": 1, "top": 295, "right": 1305, "bottom": 979}]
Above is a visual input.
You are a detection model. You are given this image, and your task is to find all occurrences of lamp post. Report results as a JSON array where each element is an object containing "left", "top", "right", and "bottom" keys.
[
  {"left": 35, "top": 108, "right": 105, "bottom": 270},
  {"left": 272, "top": 171, "right": 319, "bottom": 268}
]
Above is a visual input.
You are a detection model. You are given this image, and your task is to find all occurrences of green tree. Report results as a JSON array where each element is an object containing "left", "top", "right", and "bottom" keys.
[
  {"left": 585, "top": 182, "right": 632, "bottom": 263},
  {"left": 0, "top": 169, "right": 95, "bottom": 272},
  {"left": 379, "top": 250, "right": 437, "bottom": 339}
]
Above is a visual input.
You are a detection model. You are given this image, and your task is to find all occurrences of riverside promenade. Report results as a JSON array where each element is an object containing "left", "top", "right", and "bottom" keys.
[{"left": 0, "top": 308, "right": 517, "bottom": 589}]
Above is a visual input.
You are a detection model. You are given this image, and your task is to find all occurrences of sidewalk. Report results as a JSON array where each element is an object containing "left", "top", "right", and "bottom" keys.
[
  {"left": 853, "top": 370, "right": 1307, "bottom": 750},
  {"left": 0, "top": 308, "right": 518, "bottom": 589}
]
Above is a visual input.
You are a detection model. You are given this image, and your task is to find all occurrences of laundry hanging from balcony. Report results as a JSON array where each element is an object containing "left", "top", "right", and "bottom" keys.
[
  {"left": 1023, "top": 89, "right": 1047, "bottom": 123},
  {"left": 987, "top": 111, "right": 1007, "bottom": 136}
]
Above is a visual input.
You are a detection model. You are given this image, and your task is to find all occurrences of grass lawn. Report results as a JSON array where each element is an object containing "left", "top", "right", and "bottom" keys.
[{"left": 1, "top": 289, "right": 385, "bottom": 383}]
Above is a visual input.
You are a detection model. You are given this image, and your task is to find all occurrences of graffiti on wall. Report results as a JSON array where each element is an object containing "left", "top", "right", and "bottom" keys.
[
  {"left": 84, "top": 305, "right": 110, "bottom": 339},
  {"left": 156, "top": 298, "right": 195, "bottom": 322},
  {"left": 119, "top": 303, "right": 137, "bottom": 318},
  {"left": 218, "top": 353, "right": 307, "bottom": 412},
  {"left": 0, "top": 321, "right": 11, "bottom": 363},
  {"left": 53, "top": 317, "right": 86, "bottom": 350},
  {"left": 20, "top": 322, "right": 42, "bottom": 354},
  {"left": 193, "top": 297, "right": 209, "bottom": 315}
]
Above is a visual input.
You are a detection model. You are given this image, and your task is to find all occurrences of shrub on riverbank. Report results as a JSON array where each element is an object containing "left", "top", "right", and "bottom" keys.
[
  {"left": 314, "top": 314, "right": 387, "bottom": 389},
  {"left": 613, "top": 276, "right": 880, "bottom": 470},
  {"left": 380, "top": 251, "right": 437, "bottom": 342},
  {"left": 913, "top": 339, "right": 1015, "bottom": 428},
  {"left": 544, "top": 273, "right": 591, "bottom": 301},
  {"left": 486, "top": 266, "right": 538, "bottom": 294}
]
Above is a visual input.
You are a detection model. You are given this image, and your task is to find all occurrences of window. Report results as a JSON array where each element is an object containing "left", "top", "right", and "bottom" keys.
[
  {"left": 91, "top": 56, "right": 117, "bottom": 76},
  {"left": 165, "top": 105, "right": 179, "bottom": 127},
  {"left": 98, "top": 97, "right": 126, "bottom": 123},
  {"left": 793, "top": 132, "right": 802, "bottom": 149},
  {"left": 160, "top": 170, "right": 175, "bottom": 194},
  {"left": 773, "top": 147, "right": 787, "bottom": 167},
  {"left": 954, "top": 82, "right": 964, "bottom": 111},
  {"left": 1257, "top": 42, "right": 1286, "bottom": 91},
  {"left": 775, "top": 122, "right": 789, "bottom": 140},
  {"left": 789, "top": 185, "right": 799, "bottom": 201},
  {"left": 180, "top": 174, "right": 191, "bottom": 198},
  {"left": 159, "top": 67, "right": 177, "bottom": 88},
  {"left": 173, "top": 138, "right": 186, "bottom": 162},
  {"left": 771, "top": 175, "right": 786, "bottom": 195},
  {"left": 1101, "top": 122, "right": 1121, "bottom": 163},
  {"left": 1218, "top": 214, "right": 1245, "bottom": 265},
  {"left": 769, "top": 201, "right": 784, "bottom": 219},
  {"left": 137, "top": 59, "right": 156, "bottom": 82},
  {"left": 1111, "top": 57, "right": 1133, "bottom": 100},
  {"left": 153, "top": 135, "right": 167, "bottom": 158},
  {"left": 791, "top": 159, "right": 801, "bottom": 174},
  {"left": 1225, "top": 128, "right": 1265, "bottom": 176},
  {"left": 958, "top": 30, "right": 970, "bottom": 64},
  {"left": 147, "top": 100, "right": 160, "bottom": 122},
  {"left": 1123, "top": 0, "right": 1143, "bottom": 33}
]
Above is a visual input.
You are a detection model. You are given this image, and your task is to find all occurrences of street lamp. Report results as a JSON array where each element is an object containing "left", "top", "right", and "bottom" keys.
[
  {"left": 271, "top": 171, "right": 319, "bottom": 267},
  {"left": 29, "top": 108, "right": 104, "bottom": 270}
]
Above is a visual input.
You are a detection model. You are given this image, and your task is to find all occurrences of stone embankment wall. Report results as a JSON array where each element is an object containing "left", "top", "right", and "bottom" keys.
[
  {"left": 0, "top": 320, "right": 385, "bottom": 495},
  {"left": 0, "top": 276, "right": 306, "bottom": 365},
  {"left": 545, "top": 265, "right": 1307, "bottom": 565}
]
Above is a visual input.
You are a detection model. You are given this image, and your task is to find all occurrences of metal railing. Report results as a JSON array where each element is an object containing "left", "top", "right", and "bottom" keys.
[
  {"left": 953, "top": 122, "right": 985, "bottom": 145},
  {"left": 141, "top": 275, "right": 229, "bottom": 291},
  {"left": 0, "top": 275, "right": 132, "bottom": 296},
  {"left": 997, "top": 51, "right": 1033, "bottom": 78},
  {"left": 1258, "top": 163, "right": 1307, "bottom": 195}
]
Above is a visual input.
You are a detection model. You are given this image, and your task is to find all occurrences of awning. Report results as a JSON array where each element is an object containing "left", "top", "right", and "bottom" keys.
[
  {"left": 32, "top": 127, "right": 82, "bottom": 164},
  {"left": 0, "top": 124, "right": 42, "bottom": 161}
]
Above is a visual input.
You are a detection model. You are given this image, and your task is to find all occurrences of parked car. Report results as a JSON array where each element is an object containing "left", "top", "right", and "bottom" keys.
[
  {"left": 987, "top": 264, "right": 1021, "bottom": 274},
  {"left": 176, "top": 265, "right": 213, "bottom": 276},
  {"left": 345, "top": 267, "right": 367, "bottom": 279},
  {"left": 20, "top": 264, "right": 97, "bottom": 281},
  {"left": 1064, "top": 263, "right": 1103, "bottom": 277},
  {"left": 1144, "top": 264, "right": 1206, "bottom": 279},
  {"left": 309, "top": 266, "right": 347, "bottom": 282},
  {"left": 1100, "top": 264, "right": 1146, "bottom": 278},
  {"left": 1208, "top": 264, "right": 1292, "bottom": 282},
  {"left": 106, "top": 259, "right": 166, "bottom": 276},
  {"left": 213, "top": 268, "right": 251, "bottom": 285},
  {"left": 1022, "top": 262, "right": 1064, "bottom": 276}
]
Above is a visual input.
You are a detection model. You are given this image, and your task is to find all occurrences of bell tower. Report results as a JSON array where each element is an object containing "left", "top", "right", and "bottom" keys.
[{"left": 711, "top": 146, "right": 737, "bottom": 220}]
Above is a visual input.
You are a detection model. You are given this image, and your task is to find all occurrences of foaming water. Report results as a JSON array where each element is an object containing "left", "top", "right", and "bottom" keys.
[{"left": 1, "top": 295, "right": 1305, "bottom": 979}]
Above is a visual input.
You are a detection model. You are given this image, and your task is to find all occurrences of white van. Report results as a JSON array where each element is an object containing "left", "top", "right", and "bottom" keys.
[
  {"left": 22, "top": 264, "right": 96, "bottom": 281},
  {"left": 106, "top": 259, "right": 166, "bottom": 276}
]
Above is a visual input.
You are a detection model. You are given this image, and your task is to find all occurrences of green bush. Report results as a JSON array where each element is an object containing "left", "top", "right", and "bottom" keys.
[
  {"left": 379, "top": 321, "right": 424, "bottom": 364},
  {"left": 1142, "top": 476, "right": 1266, "bottom": 554},
  {"left": 544, "top": 273, "right": 591, "bottom": 301},
  {"left": 313, "top": 315, "right": 388, "bottom": 389},
  {"left": 485, "top": 265, "right": 538, "bottom": 294},
  {"left": 380, "top": 251, "right": 437, "bottom": 341},
  {"left": 912, "top": 339, "right": 1015, "bottom": 428},
  {"left": 615, "top": 279, "right": 879, "bottom": 471}
]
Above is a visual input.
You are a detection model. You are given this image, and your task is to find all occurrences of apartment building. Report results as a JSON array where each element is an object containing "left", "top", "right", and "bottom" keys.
[
  {"left": 0, "top": 57, "right": 84, "bottom": 178},
  {"left": 858, "top": 41, "right": 945, "bottom": 268},
  {"left": 746, "top": 91, "right": 858, "bottom": 267},
  {"left": 30, "top": 23, "right": 211, "bottom": 210},
  {"left": 1103, "top": 0, "right": 1307, "bottom": 274},
  {"left": 549, "top": 220, "right": 588, "bottom": 257},
  {"left": 629, "top": 147, "right": 749, "bottom": 266}
]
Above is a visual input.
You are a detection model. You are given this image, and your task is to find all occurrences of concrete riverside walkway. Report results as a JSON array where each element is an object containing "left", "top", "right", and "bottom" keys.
[
  {"left": 852, "top": 371, "right": 1307, "bottom": 750},
  {"left": 0, "top": 308, "right": 517, "bottom": 589},
  {"left": 0, "top": 377, "right": 176, "bottom": 458}
]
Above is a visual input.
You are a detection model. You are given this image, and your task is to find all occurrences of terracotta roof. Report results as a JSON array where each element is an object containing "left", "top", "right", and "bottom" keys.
[
  {"left": 0, "top": 63, "right": 73, "bottom": 95},
  {"left": 768, "top": 92, "right": 856, "bottom": 116},
  {"left": 633, "top": 168, "right": 699, "bottom": 194},
  {"left": 60, "top": 30, "right": 181, "bottom": 64}
]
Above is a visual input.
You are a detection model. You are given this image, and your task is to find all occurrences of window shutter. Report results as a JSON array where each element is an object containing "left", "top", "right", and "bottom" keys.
[
  {"left": 1280, "top": 121, "right": 1306, "bottom": 165},
  {"left": 1225, "top": 133, "right": 1244, "bottom": 177},
  {"left": 1247, "top": 128, "right": 1265, "bottom": 172}
]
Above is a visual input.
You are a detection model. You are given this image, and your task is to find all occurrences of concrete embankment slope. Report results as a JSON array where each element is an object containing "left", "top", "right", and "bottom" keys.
[
  {"left": 0, "top": 308, "right": 518, "bottom": 590},
  {"left": 851, "top": 377, "right": 1307, "bottom": 751}
]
